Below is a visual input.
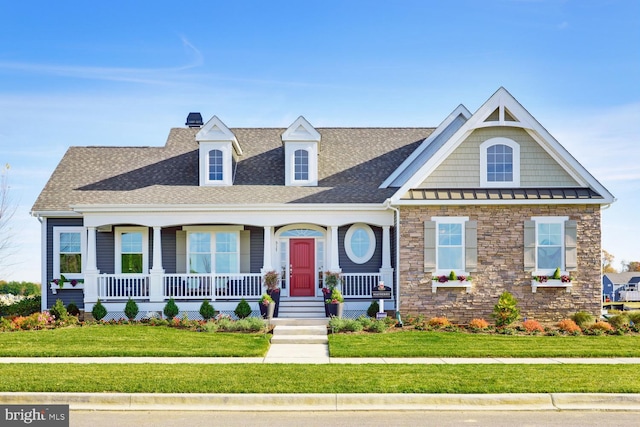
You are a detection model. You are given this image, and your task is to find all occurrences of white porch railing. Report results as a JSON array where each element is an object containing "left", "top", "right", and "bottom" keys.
[
  {"left": 97, "top": 274, "right": 150, "bottom": 300},
  {"left": 164, "top": 273, "right": 263, "bottom": 300},
  {"left": 341, "top": 273, "right": 383, "bottom": 298}
]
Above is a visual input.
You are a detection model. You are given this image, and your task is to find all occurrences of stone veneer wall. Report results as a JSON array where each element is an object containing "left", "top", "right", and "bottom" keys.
[{"left": 399, "top": 204, "right": 601, "bottom": 323}]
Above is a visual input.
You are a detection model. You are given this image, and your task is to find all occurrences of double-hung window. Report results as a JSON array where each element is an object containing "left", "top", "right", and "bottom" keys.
[
  {"left": 525, "top": 216, "right": 577, "bottom": 275},
  {"left": 186, "top": 228, "right": 240, "bottom": 274},
  {"left": 424, "top": 217, "right": 477, "bottom": 276},
  {"left": 115, "top": 227, "right": 148, "bottom": 274},
  {"left": 53, "top": 227, "right": 85, "bottom": 280}
]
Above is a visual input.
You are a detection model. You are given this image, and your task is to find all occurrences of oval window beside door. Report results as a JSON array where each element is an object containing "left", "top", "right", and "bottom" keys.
[{"left": 344, "top": 224, "right": 375, "bottom": 264}]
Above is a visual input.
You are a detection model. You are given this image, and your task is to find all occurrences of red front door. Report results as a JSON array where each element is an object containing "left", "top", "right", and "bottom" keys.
[{"left": 290, "top": 238, "right": 315, "bottom": 297}]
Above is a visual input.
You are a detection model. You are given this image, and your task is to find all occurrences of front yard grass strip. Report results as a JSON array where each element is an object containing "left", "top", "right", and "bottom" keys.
[
  {"left": 2, "top": 364, "right": 640, "bottom": 393},
  {"left": 0, "top": 325, "right": 269, "bottom": 357},
  {"left": 328, "top": 331, "right": 640, "bottom": 358}
]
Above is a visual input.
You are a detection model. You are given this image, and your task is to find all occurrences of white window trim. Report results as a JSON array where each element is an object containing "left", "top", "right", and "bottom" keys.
[
  {"left": 344, "top": 223, "right": 376, "bottom": 264},
  {"left": 480, "top": 137, "right": 520, "bottom": 187},
  {"left": 531, "top": 216, "right": 568, "bottom": 276},
  {"left": 432, "top": 216, "right": 469, "bottom": 276},
  {"left": 199, "top": 142, "right": 233, "bottom": 186},
  {"left": 53, "top": 226, "right": 86, "bottom": 281},
  {"left": 284, "top": 142, "right": 318, "bottom": 186},
  {"left": 115, "top": 227, "right": 149, "bottom": 274},
  {"left": 184, "top": 226, "right": 242, "bottom": 274}
]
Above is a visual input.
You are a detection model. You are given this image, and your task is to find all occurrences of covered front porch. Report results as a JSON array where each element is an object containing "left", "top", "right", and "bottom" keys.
[{"left": 69, "top": 205, "right": 396, "bottom": 318}]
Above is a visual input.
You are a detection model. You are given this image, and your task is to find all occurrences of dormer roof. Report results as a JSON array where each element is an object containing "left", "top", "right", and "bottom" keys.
[
  {"left": 196, "top": 116, "right": 242, "bottom": 156},
  {"left": 281, "top": 116, "right": 321, "bottom": 143}
]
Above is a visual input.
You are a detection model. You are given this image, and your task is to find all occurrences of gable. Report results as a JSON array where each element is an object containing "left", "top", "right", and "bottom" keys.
[
  {"left": 416, "top": 127, "right": 579, "bottom": 189},
  {"left": 389, "top": 87, "right": 615, "bottom": 205}
]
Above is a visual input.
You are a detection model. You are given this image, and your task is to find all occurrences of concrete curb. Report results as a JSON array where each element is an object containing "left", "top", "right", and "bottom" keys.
[{"left": 2, "top": 392, "right": 640, "bottom": 411}]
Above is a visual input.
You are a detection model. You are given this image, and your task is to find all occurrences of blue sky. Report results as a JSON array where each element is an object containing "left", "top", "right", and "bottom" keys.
[{"left": 0, "top": 0, "right": 638, "bottom": 281}]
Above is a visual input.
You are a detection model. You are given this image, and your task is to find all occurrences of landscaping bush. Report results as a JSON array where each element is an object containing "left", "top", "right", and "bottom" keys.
[
  {"left": 626, "top": 311, "right": 640, "bottom": 325},
  {"left": 492, "top": 291, "right": 520, "bottom": 327},
  {"left": 2, "top": 296, "right": 41, "bottom": 317},
  {"left": 469, "top": 318, "right": 489, "bottom": 331},
  {"left": 66, "top": 302, "right": 80, "bottom": 317},
  {"left": 124, "top": 298, "right": 139, "bottom": 321},
  {"left": 571, "top": 311, "right": 594, "bottom": 328},
  {"left": 557, "top": 319, "right": 581, "bottom": 334},
  {"left": 587, "top": 321, "right": 613, "bottom": 335},
  {"left": 199, "top": 300, "right": 216, "bottom": 320},
  {"left": 608, "top": 314, "right": 630, "bottom": 330},
  {"left": 234, "top": 299, "right": 252, "bottom": 319},
  {"left": 92, "top": 300, "right": 107, "bottom": 321},
  {"left": 428, "top": 317, "right": 451, "bottom": 328},
  {"left": 367, "top": 319, "right": 388, "bottom": 333},
  {"left": 358, "top": 316, "right": 374, "bottom": 330},
  {"left": 163, "top": 298, "right": 179, "bottom": 320},
  {"left": 521, "top": 319, "right": 544, "bottom": 334},
  {"left": 367, "top": 301, "right": 379, "bottom": 318},
  {"left": 50, "top": 299, "right": 68, "bottom": 321}
]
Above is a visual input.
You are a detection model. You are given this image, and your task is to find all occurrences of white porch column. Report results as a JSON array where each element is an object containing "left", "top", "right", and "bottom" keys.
[
  {"left": 329, "top": 225, "right": 341, "bottom": 272},
  {"left": 84, "top": 226, "right": 99, "bottom": 304},
  {"left": 150, "top": 226, "right": 164, "bottom": 302},
  {"left": 261, "top": 226, "right": 274, "bottom": 272},
  {"left": 379, "top": 225, "right": 394, "bottom": 288}
]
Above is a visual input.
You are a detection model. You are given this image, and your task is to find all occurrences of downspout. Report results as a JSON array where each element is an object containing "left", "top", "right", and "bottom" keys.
[{"left": 384, "top": 199, "right": 402, "bottom": 326}]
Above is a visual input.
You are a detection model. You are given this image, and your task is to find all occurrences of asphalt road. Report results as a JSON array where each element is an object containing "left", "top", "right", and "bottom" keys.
[{"left": 71, "top": 410, "right": 640, "bottom": 427}]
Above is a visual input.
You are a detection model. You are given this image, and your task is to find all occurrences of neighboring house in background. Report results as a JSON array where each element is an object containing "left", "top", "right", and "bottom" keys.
[
  {"left": 31, "top": 88, "right": 615, "bottom": 322},
  {"left": 603, "top": 273, "right": 640, "bottom": 302}
]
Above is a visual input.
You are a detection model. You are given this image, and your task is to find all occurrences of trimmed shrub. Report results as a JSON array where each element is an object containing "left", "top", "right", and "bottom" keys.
[
  {"left": 469, "top": 318, "right": 489, "bottom": 331},
  {"left": 50, "top": 299, "right": 68, "bottom": 321},
  {"left": 367, "top": 320, "right": 389, "bottom": 333},
  {"left": 627, "top": 311, "right": 640, "bottom": 325},
  {"left": 522, "top": 319, "right": 544, "bottom": 334},
  {"left": 124, "top": 298, "right": 139, "bottom": 321},
  {"left": 92, "top": 300, "right": 107, "bottom": 321},
  {"left": 199, "top": 300, "right": 216, "bottom": 320},
  {"left": 367, "top": 301, "right": 379, "bottom": 318},
  {"left": 163, "top": 298, "right": 179, "bottom": 320},
  {"left": 3, "top": 296, "right": 41, "bottom": 317},
  {"left": 492, "top": 291, "right": 520, "bottom": 327},
  {"left": 557, "top": 319, "right": 581, "bottom": 334},
  {"left": 571, "top": 311, "right": 594, "bottom": 328},
  {"left": 66, "top": 302, "right": 80, "bottom": 316},
  {"left": 234, "top": 299, "right": 252, "bottom": 319}
]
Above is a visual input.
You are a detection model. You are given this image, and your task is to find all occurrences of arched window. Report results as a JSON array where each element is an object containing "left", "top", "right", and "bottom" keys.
[
  {"left": 480, "top": 138, "right": 520, "bottom": 187},
  {"left": 208, "top": 149, "right": 223, "bottom": 181},
  {"left": 294, "top": 149, "right": 309, "bottom": 181}
]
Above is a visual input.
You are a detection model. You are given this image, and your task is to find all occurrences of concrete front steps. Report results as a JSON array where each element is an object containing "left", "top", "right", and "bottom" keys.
[
  {"left": 270, "top": 317, "right": 329, "bottom": 344},
  {"left": 277, "top": 297, "right": 326, "bottom": 318}
]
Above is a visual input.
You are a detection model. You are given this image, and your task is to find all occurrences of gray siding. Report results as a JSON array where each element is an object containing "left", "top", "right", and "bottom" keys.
[
  {"left": 96, "top": 230, "right": 114, "bottom": 274},
  {"left": 161, "top": 227, "right": 178, "bottom": 273},
  {"left": 46, "top": 217, "right": 84, "bottom": 309},
  {"left": 247, "top": 226, "right": 264, "bottom": 273}
]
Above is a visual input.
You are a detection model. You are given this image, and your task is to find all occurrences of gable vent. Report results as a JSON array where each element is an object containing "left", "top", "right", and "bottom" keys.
[{"left": 186, "top": 112, "right": 203, "bottom": 128}]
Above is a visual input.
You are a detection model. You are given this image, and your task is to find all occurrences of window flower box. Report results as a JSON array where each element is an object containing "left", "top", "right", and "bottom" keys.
[
  {"left": 50, "top": 279, "right": 84, "bottom": 294},
  {"left": 531, "top": 271, "right": 573, "bottom": 293},
  {"left": 431, "top": 273, "right": 472, "bottom": 293}
]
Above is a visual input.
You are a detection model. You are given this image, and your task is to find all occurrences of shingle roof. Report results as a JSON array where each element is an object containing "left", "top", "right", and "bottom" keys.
[{"left": 32, "top": 127, "right": 433, "bottom": 212}]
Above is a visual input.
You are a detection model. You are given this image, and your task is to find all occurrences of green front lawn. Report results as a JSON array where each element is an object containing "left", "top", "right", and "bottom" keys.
[
  {"left": 0, "top": 325, "right": 269, "bottom": 357},
  {"left": 328, "top": 331, "right": 640, "bottom": 358},
  {"left": 2, "top": 364, "right": 639, "bottom": 393}
]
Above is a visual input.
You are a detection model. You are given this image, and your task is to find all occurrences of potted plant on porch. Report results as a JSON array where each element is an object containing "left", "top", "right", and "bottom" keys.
[
  {"left": 323, "top": 271, "right": 341, "bottom": 317},
  {"left": 263, "top": 270, "right": 280, "bottom": 317},
  {"left": 258, "top": 294, "right": 275, "bottom": 319},
  {"left": 327, "top": 288, "right": 344, "bottom": 318}
]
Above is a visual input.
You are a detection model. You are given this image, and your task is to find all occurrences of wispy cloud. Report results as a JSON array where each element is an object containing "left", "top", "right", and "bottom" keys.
[{"left": 0, "top": 36, "right": 204, "bottom": 85}]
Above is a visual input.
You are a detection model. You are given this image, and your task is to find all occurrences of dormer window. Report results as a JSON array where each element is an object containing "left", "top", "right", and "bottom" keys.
[
  {"left": 196, "top": 116, "right": 242, "bottom": 187},
  {"left": 208, "top": 149, "right": 224, "bottom": 181},
  {"left": 294, "top": 149, "right": 309, "bottom": 181},
  {"left": 480, "top": 137, "right": 520, "bottom": 187},
  {"left": 282, "top": 116, "right": 321, "bottom": 186}
]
